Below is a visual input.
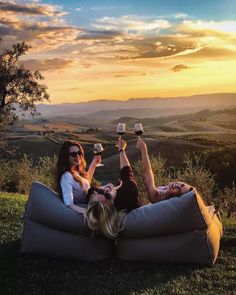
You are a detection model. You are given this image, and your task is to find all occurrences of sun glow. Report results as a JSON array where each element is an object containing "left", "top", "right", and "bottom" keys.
[{"left": 1, "top": 0, "right": 236, "bottom": 103}]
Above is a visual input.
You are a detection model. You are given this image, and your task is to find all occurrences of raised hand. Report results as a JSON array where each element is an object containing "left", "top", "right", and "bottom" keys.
[
  {"left": 93, "top": 155, "right": 101, "bottom": 166},
  {"left": 116, "top": 139, "right": 127, "bottom": 151}
]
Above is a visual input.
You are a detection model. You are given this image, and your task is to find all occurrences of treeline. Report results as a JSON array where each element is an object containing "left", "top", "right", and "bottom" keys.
[
  {"left": 0, "top": 153, "right": 235, "bottom": 219},
  {"left": 199, "top": 146, "right": 236, "bottom": 188}
]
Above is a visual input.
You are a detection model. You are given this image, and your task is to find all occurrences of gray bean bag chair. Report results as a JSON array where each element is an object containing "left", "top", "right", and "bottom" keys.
[
  {"left": 117, "top": 191, "right": 222, "bottom": 265},
  {"left": 21, "top": 182, "right": 222, "bottom": 265},
  {"left": 20, "top": 182, "right": 114, "bottom": 261}
]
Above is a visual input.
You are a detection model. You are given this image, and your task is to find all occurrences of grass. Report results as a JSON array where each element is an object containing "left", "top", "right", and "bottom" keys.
[{"left": 0, "top": 192, "right": 236, "bottom": 295}]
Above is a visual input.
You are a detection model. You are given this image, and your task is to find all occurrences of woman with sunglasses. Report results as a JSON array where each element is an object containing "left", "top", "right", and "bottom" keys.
[
  {"left": 56, "top": 140, "right": 101, "bottom": 216},
  {"left": 85, "top": 139, "right": 139, "bottom": 239}
]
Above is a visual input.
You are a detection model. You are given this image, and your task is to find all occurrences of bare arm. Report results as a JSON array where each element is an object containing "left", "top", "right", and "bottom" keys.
[
  {"left": 86, "top": 156, "right": 101, "bottom": 181},
  {"left": 136, "top": 138, "right": 162, "bottom": 203},
  {"left": 117, "top": 139, "right": 130, "bottom": 169}
]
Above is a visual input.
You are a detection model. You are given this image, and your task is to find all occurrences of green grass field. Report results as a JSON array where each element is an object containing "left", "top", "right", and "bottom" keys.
[{"left": 0, "top": 192, "right": 235, "bottom": 295}]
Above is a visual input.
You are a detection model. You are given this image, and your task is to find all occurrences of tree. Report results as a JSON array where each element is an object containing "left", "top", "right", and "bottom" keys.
[{"left": 0, "top": 41, "right": 50, "bottom": 150}]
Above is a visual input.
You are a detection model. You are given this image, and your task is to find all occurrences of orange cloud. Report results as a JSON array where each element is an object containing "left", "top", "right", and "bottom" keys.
[
  {"left": 114, "top": 72, "right": 147, "bottom": 78},
  {"left": 172, "top": 46, "right": 236, "bottom": 62},
  {"left": 1, "top": 3, "right": 236, "bottom": 102},
  {"left": 170, "top": 64, "right": 191, "bottom": 72},
  {"left": 22, "top": 58, "right": 74, "bottom": 71}
]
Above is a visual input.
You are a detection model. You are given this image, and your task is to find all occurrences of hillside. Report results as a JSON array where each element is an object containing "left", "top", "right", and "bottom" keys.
[
  {"left": 33, "top": 93, "right": 236, "bottom": 119},
  {"left": 7, "top": 108, "right": 236, "bottom": 160},
  {"left": 112, "top": 108, "right": 236, "bottom": 133}
]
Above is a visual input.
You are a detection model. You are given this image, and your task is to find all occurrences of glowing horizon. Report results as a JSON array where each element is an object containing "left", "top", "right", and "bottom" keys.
[{"left": 1, "top": 0, "right": 236, "bottom": 104}]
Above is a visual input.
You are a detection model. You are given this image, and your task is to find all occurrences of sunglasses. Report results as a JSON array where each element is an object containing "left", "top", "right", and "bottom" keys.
[
  {"left": 94, "top": 188, "right": 113, "bottom": 200},
  {"left": 69, "top": 151, "right": 82, "bottom": 158}
]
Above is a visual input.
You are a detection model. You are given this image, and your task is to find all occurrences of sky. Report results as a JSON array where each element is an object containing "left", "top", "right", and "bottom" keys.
[{"left": 0, "top": 0, "right": 236, "bottom": 104}]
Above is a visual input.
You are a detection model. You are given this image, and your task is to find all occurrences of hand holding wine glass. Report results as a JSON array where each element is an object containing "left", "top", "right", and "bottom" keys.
[
  {"left": 94, "top": 143, "right": 104, "bottom": 167},
  {"left": 134, "top": 123, "right": 144, "bottom": 137},
  {"left": 116, "top": 138, "right": 127, "bottom": 152},
  {"left": 116, "top": 123, "right": 126, "bottom": 140}
]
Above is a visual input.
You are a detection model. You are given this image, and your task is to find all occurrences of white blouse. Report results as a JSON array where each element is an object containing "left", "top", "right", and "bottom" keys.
[{"left": 60, "top": 171, "right": 90, "bottom": 206}]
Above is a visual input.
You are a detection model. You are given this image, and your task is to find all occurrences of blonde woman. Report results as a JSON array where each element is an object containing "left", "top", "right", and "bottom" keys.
[
  {"left": 85, "top": 138, "right": 192, "bottom": 240},
  {"left": 86, "top": 139, "right": 139, "bottom": 239}
]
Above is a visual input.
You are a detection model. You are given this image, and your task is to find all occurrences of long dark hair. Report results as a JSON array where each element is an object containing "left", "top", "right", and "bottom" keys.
[{"left": 55, "top": 140, "right": 88, "bottom": 196}]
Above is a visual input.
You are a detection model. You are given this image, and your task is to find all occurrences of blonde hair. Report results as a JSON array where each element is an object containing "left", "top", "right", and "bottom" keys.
[{"left": 86, "top": 198, "right": 126, "bottom": 239}]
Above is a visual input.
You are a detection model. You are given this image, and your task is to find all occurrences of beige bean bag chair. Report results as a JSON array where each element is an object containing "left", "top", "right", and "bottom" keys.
[{"left": 21, "top": 182, "right": 222, "bottom": 265}]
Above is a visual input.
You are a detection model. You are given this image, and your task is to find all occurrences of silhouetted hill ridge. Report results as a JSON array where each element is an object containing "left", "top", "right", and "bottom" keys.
[{"left": 33, "top": 93, "right": 236, "bottom": 119}]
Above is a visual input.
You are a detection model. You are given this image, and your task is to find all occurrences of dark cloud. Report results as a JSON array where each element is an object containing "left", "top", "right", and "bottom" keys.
[
  {"left": 170, "top": 64, "right": 190, "bottom": 72},
  {"left": 0, "top": 1, "right": 80, "bottom": 51},
  {"left": 119, "top": 36, "right": 198, "bottom": 60},
  {"left": 77, "top": 30, "right": 124, "bottom": 40},
  {"left": 0, "top": 1, "right": 64, "bottom": 16},
  {"left": 0, "top": 18, "right": 79, "bottom": 50},
  {"left": 22, "top": 58, "right": 74, "bottom": 71},
  {"left": 0, "top": 25, "right": 13, "bottom": 36}
]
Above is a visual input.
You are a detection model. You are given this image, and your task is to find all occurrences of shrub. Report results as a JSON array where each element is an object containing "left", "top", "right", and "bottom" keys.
[
  {"left": 0, "top": 155, "right": 36, "bottom": 193},
  {"left": 133, "top": 154, "right": 174, "bottom": 204},
  {"left": 35, "top": 155, "right": 57, "bottom": 190},
  {"left": 216, "top": 183, "right": 236, "bottom": 219},
  {"left": 0, "top": 158, "right": 11, "bottom": 191},
  {"left": 133, "top": 153, "right": 216, "bottom": 206},
  {"left": 177, "top": 154, "right": 216, "bottom": 204},
  {"left": 0, "top": 154, "right": 56, "bottom": 194},
  {"left": 14, "top": 154, "right": 37, "bottom": 194},
  {"left": 133, "top": 153, "right": 236, "bottom": 218}
]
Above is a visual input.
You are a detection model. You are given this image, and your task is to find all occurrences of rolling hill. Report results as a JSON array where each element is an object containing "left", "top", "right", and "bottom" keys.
[
  {"left": 112, "top": 108, "right": 236, "bottom": 133},
  {"left": 34, "top": 93, "right": 236, "bottom": 119}
]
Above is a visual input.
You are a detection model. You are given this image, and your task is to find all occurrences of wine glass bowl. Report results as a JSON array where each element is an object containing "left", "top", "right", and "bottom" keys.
[
  {"left": 116, "top": 123, "right": 126, "bottom": 138},
  {"left": 134, "top": 123, "right": 144, "bottom": 137},
  {"left": 94, "top": 143, "right": 104, "bottom": 166}
]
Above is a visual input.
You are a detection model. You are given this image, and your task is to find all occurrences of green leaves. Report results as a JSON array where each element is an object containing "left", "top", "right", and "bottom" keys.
[{"left": 0, "top": 40, "right": 50, "bottom": 151}]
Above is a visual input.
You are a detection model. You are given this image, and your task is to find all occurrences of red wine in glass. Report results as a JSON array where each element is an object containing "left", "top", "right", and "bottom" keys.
[
  {"left": 94, "top": 143, "right": 104, "bottom": 167},
  {"left": 134, "top": 123, "right": 144, "bottom": 137},
  {"left": 116, "top": 123, "right": 126, "bottom": 139}
]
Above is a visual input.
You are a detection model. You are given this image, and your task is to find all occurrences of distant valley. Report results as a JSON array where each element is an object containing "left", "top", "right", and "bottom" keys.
[
  {"left": 6, "top": 100, "right": 236, "bottom": 185},
  {"left": 33, "top": 93, "right": 236, "bottom": 120}
]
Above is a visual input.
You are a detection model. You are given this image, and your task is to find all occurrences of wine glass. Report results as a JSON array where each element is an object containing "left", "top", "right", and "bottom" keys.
[
  {"left": 94, "top": 143, "right": 104, "bottom": 167},
  {"left": 116, "top": 123, "right": 126, "bottom": 140},
  {"left": 134, "top": 123, "right": 144, "bottom": 138}
]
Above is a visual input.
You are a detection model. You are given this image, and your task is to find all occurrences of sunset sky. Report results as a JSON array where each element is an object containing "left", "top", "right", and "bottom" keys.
[{"left": 1, "top": 0, "right": 236, "bottom": 104}]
